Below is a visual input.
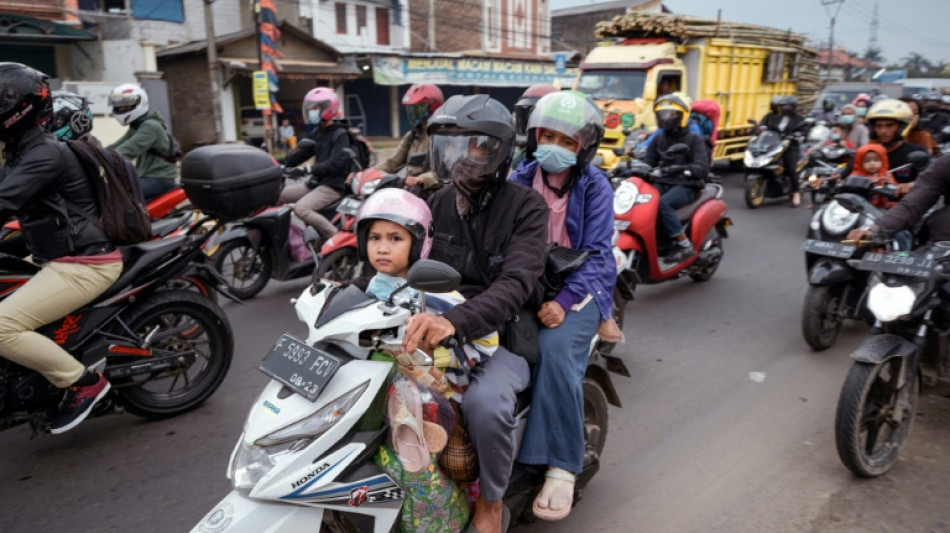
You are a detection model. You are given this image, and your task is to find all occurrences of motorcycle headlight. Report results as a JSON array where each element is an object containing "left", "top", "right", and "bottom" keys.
[
  {"left": 230, "top": 438, "right": 276, "bottom": 490},
  {"left": 820, "top": 200, "right": 860, "bottom": 235},
  {"left": 866, "top": 278, "right": 919, "bottom": 323},
  {"left": 255, "top": 380, "right": 369, "bottom": 447},
  {"left": 614, "top": 181, "right": 638, "bottom": 215}
]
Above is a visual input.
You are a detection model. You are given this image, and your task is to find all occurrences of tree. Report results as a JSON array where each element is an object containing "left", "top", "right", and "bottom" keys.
[
  {"left": 902, "top": 52, "right": 933, "bottom": 77},
  {"left": 863, "top": 47, "right": 884, "bottom": 65}
]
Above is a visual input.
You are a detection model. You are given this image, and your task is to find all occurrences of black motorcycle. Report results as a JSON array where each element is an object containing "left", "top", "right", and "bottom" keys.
[
  {"left": 801, "top": 176, "right": 894, "bottom": 350},
  {"left": 0, "top": 219, "right": 235, "bottom": 434},
  {"left": 742, "top": 122, "right": 810, "bottom": 209},
  {"left": 834, "top": 240, "right": 950, "bottom": 477}
]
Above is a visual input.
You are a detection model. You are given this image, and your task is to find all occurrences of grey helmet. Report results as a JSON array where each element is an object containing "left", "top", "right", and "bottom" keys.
[{"left": 427, "top": 94, "right": 515, "bottom": 183}]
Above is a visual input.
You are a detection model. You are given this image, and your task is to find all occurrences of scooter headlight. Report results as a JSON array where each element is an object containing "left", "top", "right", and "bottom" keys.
[
  {"left": 230, "top": 439, "right": 276, "bottom": 490},
  {"left": 866, "top": 278, "right": 919, "bottom": 323},
  {"left": 820, "top": 200, "right": 860, "bottom": 235},
  {"left": 256, "top": 380, "right": 369, "bottom": 447},
  {"left": 614, "top": 181, "right": 639, "bottom": 215}
]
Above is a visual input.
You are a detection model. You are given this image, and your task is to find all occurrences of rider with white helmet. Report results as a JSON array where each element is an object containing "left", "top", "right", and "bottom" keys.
[{"left": 107, "top": 83, "right": 178, "bottom": 200}]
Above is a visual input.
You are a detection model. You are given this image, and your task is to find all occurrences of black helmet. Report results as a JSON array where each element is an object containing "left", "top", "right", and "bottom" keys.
[
  {"left": 514, "top": 84, "right": 557, "bottom": 141},
  {"left": 48, "top": 91, "right": 93, "bottom": 140},
  {"left": 0, "top": 62, "right": 52, "bottom": 140},
  {"left": 779, "top": 95, "right": 798, "bottom": 116},
  {"left": 427, "top": 94, "right": 515, "bottom": 183}
]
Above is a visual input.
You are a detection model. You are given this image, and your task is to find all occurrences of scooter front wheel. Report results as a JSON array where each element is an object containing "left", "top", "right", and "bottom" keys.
[
  {"left": 744, "top": 176, "right": 766, "bottom": 209},
  {"left": 801, "top": 284, "right": 844, "bottom": 351},
  {"left": 835, "top": 358, "right": 919, "bottom": 477}
]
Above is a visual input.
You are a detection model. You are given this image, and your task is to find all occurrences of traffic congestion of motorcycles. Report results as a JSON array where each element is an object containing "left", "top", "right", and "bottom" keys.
[{"left": 3, "top": 9, "right": 950, "bottom": 533}]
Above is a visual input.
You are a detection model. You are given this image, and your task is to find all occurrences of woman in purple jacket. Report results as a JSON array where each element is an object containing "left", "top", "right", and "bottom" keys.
[{"left": 508, "top": 90, "right": 615, "bottom": 522}]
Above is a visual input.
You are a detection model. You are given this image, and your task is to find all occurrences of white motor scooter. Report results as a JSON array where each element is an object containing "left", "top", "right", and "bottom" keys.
[{"left": 192, "top": 259, "right": 627, "bottom": 533}]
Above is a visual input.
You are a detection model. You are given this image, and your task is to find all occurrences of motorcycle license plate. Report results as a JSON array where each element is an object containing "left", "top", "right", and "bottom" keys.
[
  {"left": 337, "top": 198, "right": 361, "bottom": 216},
  {"left": 801, "top": 239, "right": 856, "bottom": 259},
  {"left": 259, "top": 334, "right": 344, "bottom": 401},
  {"left": 857, "top": 252, "right": 935, "bottom": 278}
]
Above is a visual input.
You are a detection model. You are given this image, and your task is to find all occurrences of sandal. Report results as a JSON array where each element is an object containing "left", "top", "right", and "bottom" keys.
[
  {"left": 387, "top": 381, "right": 430, "bottom": 473},
  {"left": 532, "top": 467, "right": 576, "bottom": 521}
]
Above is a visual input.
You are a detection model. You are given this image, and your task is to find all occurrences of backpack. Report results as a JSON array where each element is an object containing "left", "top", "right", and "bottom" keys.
[
  {"left": 146, "top": 117, "right": 183, "bottom": 163},
  {"left": 689, "top": 113, "right": 715, "bottom": 140},
  {"left": 333, "top": 127, "right": 372, "bottom": 172},
  {"left": 63, "top": 139, "right": 153, "bottom": 245}
]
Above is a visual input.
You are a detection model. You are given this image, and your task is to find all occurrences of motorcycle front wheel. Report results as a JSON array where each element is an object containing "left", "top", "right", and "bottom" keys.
[
  {"left": 116, "top": 290, "right": 234, "bottom": 419},
  {"left": 213, "top": 238, "right": 272, "bottom": 300},
  {"left": 801, "top": 284, "right": 844, "bottom": 351},
  {"left": 834, "top": 358, "right": 919, "bottom": 477},
  {"left": 744, "top": 175, "right": 766, "bottom": 209}
]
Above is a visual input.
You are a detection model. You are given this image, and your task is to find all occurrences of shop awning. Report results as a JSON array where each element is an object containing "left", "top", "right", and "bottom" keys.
[
  {"left": 373, "top": 56, "right": 579, "bottom": 87},
  {"left": 0, "top": 15, "right": 95, "bottom": 43},
  {"left": 218, "top": 56, "right": 361, "bottom": 79}
]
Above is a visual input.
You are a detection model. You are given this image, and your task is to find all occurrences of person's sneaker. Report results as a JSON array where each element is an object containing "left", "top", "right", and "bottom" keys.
[
  {"left": 662, "top": 243, "right": 696, "bottom": 265},
  {"left": 49, "top": 373, "right": 111, "bottom": 435}
]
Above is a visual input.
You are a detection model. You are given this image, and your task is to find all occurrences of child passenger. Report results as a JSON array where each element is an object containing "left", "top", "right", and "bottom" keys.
[{"left": 850, "top": 143, "right": 893, "bottom": 209}]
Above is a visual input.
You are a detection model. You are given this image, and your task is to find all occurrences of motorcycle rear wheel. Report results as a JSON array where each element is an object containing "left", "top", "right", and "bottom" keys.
[
  {"left": 117, "top": 290, "right": 234, "bottom": 419},
  {"left": 689, "top": 229, "right": 723, "bottom": 282},
  {"left": 317, "top": 248, "right": 363, "bottom": 282},
  {"left": 213, "top": 239, "right": 272, "bottom": 300},
  {"left": 834, "top": 358, "right": 919, "bottom": 477},
  {"left": 801, "top": 284, "right": 844, "bottom": 351},
  {"left": 744, "top": 176, "right": 765, "bottom": 209},
  {"left": 583, "top": 377, "right": 610, "bottom": 465}
]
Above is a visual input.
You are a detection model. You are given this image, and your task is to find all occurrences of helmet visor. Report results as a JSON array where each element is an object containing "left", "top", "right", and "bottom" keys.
[
  {"left": 109, "top": 93, "right": 140, "bottom": 115},
  {"left": 430, "top": 132, "right": 507, "bottom": 183},
  {"left": 656, "top": 109, "right": 683, "bottom": 128},
  {"left": 405, "top": 103, "right": 430, "bottom": 127},
  {"left": 303, "top": 99, "right": 330, "bottom": 123},
  {"left": 513, "top": 103, "right": 533, "bottom": 137}
]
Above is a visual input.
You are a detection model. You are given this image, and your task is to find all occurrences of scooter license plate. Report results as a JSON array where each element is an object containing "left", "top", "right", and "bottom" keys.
[
  {"left": 337, "top": 198, "right": 361, "bottom": 216},
  {"left": 259, "top": 334, "right": 344, "bottom": 401},
  {"left": 857, "top": 252, "right": 935, "bottom": 278},
  {"left": 802, "top": 239, "right": 855, "bottom": 259}
]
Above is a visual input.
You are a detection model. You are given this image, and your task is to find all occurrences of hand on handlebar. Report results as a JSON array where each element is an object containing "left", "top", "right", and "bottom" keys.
[
  {"left": 403, "top": 313, "right": 456, "bottom": 353},
  {"left": 285, "top": 165, "right": 311, "bottom": 179},
  {"left": 895, "top": 182, "right": 915, "bottom": 196}
]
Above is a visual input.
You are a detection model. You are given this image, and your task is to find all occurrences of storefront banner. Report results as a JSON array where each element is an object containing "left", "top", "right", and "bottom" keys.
[
  {"left": 373, "top": 57, "right": 579, "bottom": 87},
  {"left": 252, "top": 70, "right": 271, "bottom": 110}
]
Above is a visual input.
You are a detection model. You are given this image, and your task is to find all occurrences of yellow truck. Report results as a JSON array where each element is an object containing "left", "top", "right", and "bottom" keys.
[{"left": 576, "top": 13, "right": 818, "bottom": 170}]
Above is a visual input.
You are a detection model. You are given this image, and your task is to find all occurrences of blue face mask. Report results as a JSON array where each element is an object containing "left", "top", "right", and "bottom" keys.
[
  {"left": 534, "top": 144, "right": 577, "bottom": 173},
  {"left": 856, "top": 107, "right": 867, "bottom": 117},
  {"left": 838, "top": 114, "right": 855, "bottom": 125},
  {"left": 307, "top": 109, "right": 322, "bottom": 124},
  {"left": 366, "top": 272, "right": 418, "bottom": 301},
  {"left": 831, "top": 132, "right": 842, "bottom": 141}
]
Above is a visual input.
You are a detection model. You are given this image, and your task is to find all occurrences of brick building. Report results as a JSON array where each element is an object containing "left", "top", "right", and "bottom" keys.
[{"left": 551, "top": 0, "right": 665, "bottom": 58}]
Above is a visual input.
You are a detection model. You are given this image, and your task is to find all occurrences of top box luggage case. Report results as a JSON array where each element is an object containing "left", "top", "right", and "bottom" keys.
[{"left": 181, "top": 144, "right": 283, "bottom": 221}]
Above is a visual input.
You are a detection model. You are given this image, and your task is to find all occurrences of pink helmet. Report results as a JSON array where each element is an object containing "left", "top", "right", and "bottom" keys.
[
  {"left": 356, "top": 188, "right": 432, "bottom": 263},
  {"left": 302, "top": 87, "right": 340, "bottom": 124}
]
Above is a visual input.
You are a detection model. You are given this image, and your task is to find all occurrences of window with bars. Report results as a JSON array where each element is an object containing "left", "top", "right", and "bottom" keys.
[
  {"left": 376, "top": 7, "right": 389, "bottom": 46},
  {"left": 335, "top": 3, "right": 347, "bottom": 35},
  {"left": 356, "top": 5, "right": 366, "bottom": 34}
]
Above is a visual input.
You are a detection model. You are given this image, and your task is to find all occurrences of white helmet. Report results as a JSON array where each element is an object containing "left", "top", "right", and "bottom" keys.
[{"left": 109, "top": 83, "right": 149, "bottom": 125}]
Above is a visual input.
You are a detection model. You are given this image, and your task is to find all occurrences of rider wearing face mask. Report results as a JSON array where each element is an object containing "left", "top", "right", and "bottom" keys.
[
  {"left": 643, "top": 92, "right": 709, "bottom": 263},
  {"left": 373, "top": 83, "right": 444, "bottom": 196},
  {"left": 281, "top": 87, "right": 350, "bottom": 242},
  {"left": 761, "top": 95, "right": 808, "bottom": 206},
  {"left": 837, "top": 104, "right": 869, "bottom": 148}
]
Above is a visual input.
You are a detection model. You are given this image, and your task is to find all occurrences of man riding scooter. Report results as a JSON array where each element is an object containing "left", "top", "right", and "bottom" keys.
[
  {"left": 641, "top": 92, "right": 710, "bottom": 264},
  {"left": 761, "top": 95, "right": 808, "bottom": 207}
]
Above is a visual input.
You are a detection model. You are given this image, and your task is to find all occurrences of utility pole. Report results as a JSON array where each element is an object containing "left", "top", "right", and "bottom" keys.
[
  {"left": 868, "top": 1, "right": 879, "bottom": 50},
  {"left": 204, "top": 0, "right": 224, "bottom": 143},
  {"left": 822, "top": 0, "right": 845, "bottom": 82}
]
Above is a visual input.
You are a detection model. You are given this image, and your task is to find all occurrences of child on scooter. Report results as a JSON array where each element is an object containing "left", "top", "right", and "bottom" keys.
[{"left": 850, "top": 143, "right": 893, "bottom": 208}]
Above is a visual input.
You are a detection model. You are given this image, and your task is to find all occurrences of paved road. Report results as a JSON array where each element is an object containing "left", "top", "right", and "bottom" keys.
[{"left": 1, "top": 172, "right": 948, "bottom": 533}]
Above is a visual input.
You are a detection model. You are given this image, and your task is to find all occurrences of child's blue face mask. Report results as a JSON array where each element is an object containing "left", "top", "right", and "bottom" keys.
[
  {"left": 366, "top": 272, "right": 418, "bottom": 301},
  {"left": 534, "top": 144, "right": 577, "bottom": 173}
]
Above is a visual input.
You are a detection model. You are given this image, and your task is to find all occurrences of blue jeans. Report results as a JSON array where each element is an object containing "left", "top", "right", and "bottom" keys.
[
  {"left": 141, "top": 177, "right": 177, "bottom": 202},
  {"left": 518, "top": 301, "right": 601, "bottom": 473},
  {"left": 656, "top": 183, "right": 696, "bottom": 239}
]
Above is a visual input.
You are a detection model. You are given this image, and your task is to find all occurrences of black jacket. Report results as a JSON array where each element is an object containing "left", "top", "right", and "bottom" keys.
[
  {"left": 426, "top": 180, "right": 548, "bottom": 344},
  {"left": 0, "top": 128, "right": 112, "bottom": 262},
  {"left": 642, "top": 127, "right": 709, "bottom": 188},
  {"left": 876, "top": 154, "right": 950, "bottom": 242},
  {"left": 285, "top": 122, "right": 351, "bottom": 193},
  {"left": 762, "top": 112, "right": 809, "bottom": 138}
]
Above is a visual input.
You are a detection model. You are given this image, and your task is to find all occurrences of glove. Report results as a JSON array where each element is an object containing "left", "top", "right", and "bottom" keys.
[
  {"left": 661, "top": 165, "right": 684, "bottom": 177},
  {"left": 286, "top": 165, "right": 311, "bottom": 179}
]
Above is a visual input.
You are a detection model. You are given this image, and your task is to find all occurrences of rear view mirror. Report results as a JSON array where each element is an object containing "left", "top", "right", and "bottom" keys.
[
  {"left": 908, "top": 151, "right": 930, "bottom": 168},
  {"left": 407, "top": 259, "right": 461, "bottom": 294},
  {"left": 747, "top": 119, "right": 758, "bottom": 126},
  {"left": 296, "top": 138, "right": 315, "bottom": 151},
  {"left": 407, "top": 152, "right": 426, "bottom": 166}
]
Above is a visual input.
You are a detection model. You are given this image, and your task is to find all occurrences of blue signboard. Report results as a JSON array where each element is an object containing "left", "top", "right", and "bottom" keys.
[{"left": 373, "top": 57, "right": 578, "bottom": 87}]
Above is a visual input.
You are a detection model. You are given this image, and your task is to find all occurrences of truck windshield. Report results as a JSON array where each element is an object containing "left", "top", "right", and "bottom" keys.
[{"left": 577, "top": 70, "right": 647, "bottom": 100}]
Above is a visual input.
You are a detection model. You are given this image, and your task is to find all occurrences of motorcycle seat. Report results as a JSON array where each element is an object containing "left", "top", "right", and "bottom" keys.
[
  {"left": 676, "top": 184, "right": 721, "bottom": 222},
  {"left": 98, "top": 236, "right": 188, "bottom": 301}
]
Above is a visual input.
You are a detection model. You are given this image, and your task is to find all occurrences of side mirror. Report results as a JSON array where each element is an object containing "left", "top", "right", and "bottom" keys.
[
  {"left": 296, "top": 138, "right": 315, "bottom": 151},
  {"left": 612, "top": 147, "right": 625, "bottom": 156},
  {"left": 747, "top": 119, "right": 758, "bottom": 126},
  {"left": 908, "top": 151, "right": 930, "bottom": 168},
  {"left": 407, "top": 259, "right": 461, "bottom": 294},
  {"left": 407, "top": 152, "right": 426, "bottom": 166}
]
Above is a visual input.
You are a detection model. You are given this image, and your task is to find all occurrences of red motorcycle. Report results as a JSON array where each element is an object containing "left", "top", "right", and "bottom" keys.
[{"left": 611, "top": 162, "right": 731, "bottom": 319}]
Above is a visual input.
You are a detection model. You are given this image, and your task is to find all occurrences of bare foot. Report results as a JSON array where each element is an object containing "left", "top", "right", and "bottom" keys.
[{"left": 470, "top": 497, "right": 504, "bottom": 533}]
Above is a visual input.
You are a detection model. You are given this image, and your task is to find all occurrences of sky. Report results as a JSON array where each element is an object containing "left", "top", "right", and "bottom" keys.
[{"left": 549, "top": 0, "right": 950, "bottom": 67}]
